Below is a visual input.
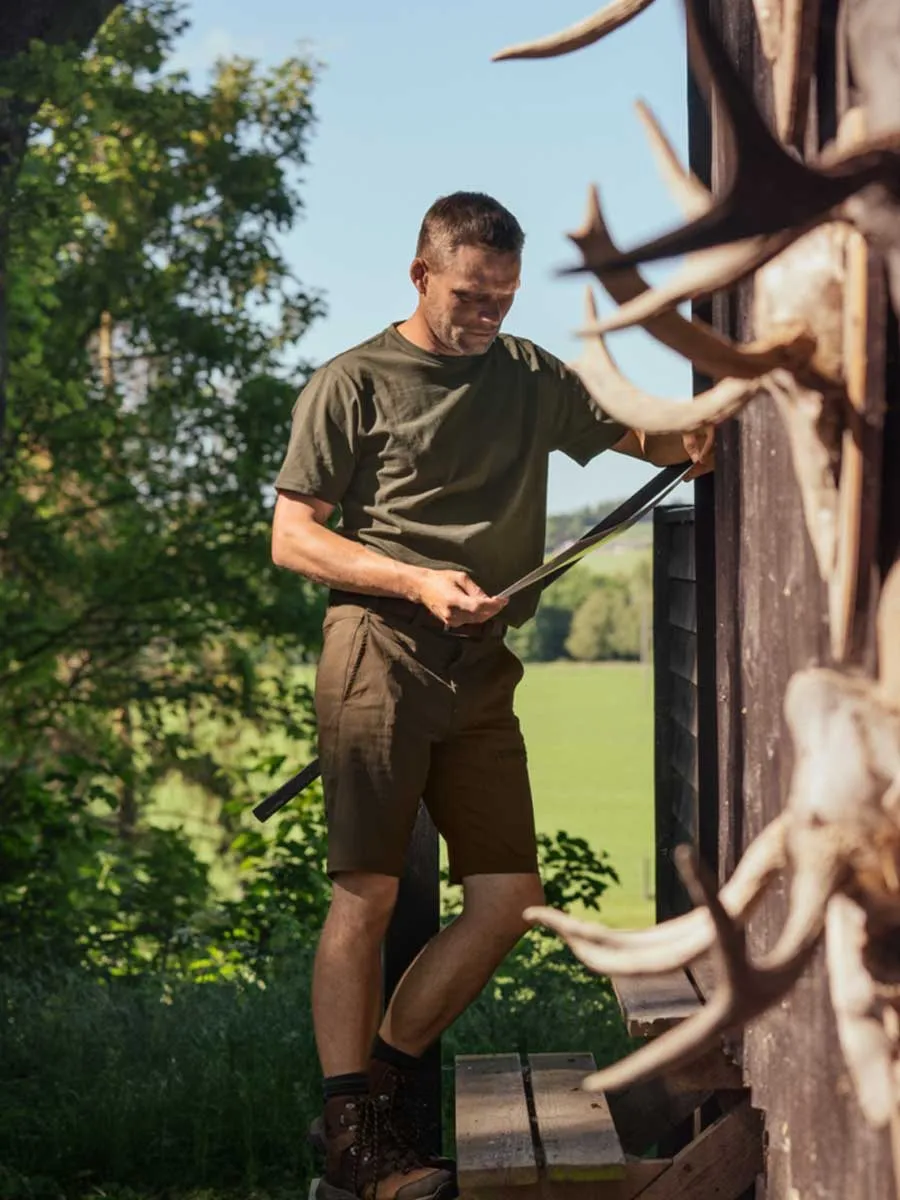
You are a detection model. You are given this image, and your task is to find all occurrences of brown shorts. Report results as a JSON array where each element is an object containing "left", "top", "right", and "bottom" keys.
[{"left": 314, "top": 594, "right": 538, "bottom": 883}]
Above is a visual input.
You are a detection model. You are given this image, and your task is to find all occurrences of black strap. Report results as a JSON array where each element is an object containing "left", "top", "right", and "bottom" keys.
[
  {"left": 253, "top": 462, "right": 690, "bottom": 822},
  {"left": 253, "top": 756, "right": 324, "bottom": 822}
]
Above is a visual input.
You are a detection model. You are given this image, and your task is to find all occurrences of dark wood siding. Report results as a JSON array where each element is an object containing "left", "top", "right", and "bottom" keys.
[
  {"left": 653, "top": 502, "right": 719, "bottom": 925},
  {"left": 691, "top": 2, "right": 897, "bottom": 1194},
  {"left": 653, "top": 506, "right": 698, "bottom": 922}
]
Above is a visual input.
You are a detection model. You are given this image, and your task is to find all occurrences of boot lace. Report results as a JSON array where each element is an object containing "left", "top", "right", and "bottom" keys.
[{"left": 349, "top": 1092, "right": 421, "bottom": 1198}]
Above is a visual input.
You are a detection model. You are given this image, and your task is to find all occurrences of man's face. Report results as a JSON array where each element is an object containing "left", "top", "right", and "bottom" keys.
[{"left": 412, "top": 244, "right": 521, "bottom": 356}]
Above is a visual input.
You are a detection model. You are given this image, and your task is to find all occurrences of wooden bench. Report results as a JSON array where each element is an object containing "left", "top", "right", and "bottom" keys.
[{"left": 455, "top": 966, "right": 764, "bottom": 1199}]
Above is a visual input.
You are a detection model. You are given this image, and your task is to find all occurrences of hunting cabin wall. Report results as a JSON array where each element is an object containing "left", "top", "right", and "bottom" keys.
[
  {"left": 653, "top": 503, "right": 720, "bottom": 924},
  {"left": 699, "top": 1, "right": 900, "bottom": 1195}
]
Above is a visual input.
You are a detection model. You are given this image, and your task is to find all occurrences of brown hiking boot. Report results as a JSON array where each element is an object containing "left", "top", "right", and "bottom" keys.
[
  {"left": 309, "top": 1063, "right": 455, "bottom": 1175},
  {"left": 314, "top": 1092, "right": 456, "bottom": 1200},
  {"left": 367, "top": 1059, "right": 455, "bottom": 1175}
]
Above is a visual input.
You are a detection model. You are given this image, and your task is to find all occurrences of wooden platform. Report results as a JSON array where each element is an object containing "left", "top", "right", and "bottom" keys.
[
  {"left": 456, "top": 965, "right": 762, "bottom": 1199},
  {"left": 455, "top": 1049, "right": 760, "bottom": 1200}
]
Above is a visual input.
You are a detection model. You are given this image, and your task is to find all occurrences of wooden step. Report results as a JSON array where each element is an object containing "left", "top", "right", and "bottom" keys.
[
  {"left": 611, "top": 969, "right": 703, "bottom": 1039},
  {"left": 456, "top": 1052, "right": 630, "bottom": 1197},
  {"left": 455, "top": 1053, "right": 538, "bottom": 1193},
  {"left": 529, "top": 1052, "right": 625, "bottom": 1182}
]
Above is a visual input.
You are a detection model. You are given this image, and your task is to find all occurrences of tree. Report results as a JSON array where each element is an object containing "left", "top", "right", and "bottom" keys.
[
  {"left": 0, "top": 1, "right": 326, "bottom": 968},
  {"left": 506, "top": 566, "right": 603, "bottom": 662},
  {"left": 565, "top": 577, "right": 642, "bottom": 661}
]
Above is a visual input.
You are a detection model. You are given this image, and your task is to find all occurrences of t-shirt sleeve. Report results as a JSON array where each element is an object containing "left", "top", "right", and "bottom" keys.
[
  {"left": 274, "top": 365, "right": 360, "bottom": 504},
  {"left": 541, "top": 352, "right": 628, "bottom": 466}
]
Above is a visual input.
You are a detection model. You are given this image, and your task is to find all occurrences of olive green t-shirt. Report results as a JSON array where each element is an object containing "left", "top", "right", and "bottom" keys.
[{"left": 274, "top": 324, "right": 626, "bottom": 626}]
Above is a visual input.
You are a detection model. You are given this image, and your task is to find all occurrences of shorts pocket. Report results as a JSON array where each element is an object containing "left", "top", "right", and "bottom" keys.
[
  {"left": 316, "top": 611, "right": 370, "bottom": 720},
  {"left": 339, "top": 612, "right": 370, "bottom": 705}
]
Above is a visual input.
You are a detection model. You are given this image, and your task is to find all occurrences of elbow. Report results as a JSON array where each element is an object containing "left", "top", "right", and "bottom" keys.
[{"left": 271, "top": 527, "right": 290, "bottom": 570}]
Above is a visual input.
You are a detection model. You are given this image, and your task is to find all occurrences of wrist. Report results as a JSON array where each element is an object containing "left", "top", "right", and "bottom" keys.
[{"left": 396, "top": 563, "right": 427, "bottom": 604}]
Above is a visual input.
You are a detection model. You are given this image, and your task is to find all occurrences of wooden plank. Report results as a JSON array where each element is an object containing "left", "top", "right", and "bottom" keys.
[
  {"left": 636, "top": 1099, "right": 763, "bottom": 1200},
  {"left": 667, "top": 627, "right": 697, "bottom": 686},
  {"left": 611, "top": 972, "right": 702, "bottom": 1038},
  {"left": 527, "top": 1053, "right": 625, "bottom": 1182},
  {"left": 669, "top": 723, "right": 698, "bottom": 792},
  {"left": 667, "top": 579, "right": 697, "bottom": 634},
  {"left": 669, "top": 673, "right": 698, "bottom": 738},
  {"left": 607, "top": 1080, "right": 710, "bottom": 1157},
  {"left": 687, "top": 955, "right": 717, "bottom": 1002},
  {"left": 653, "top": 510, "right": 681, "bottom": 926},
  {"left": 670, "top": 521, "right": 696, "bottom": 578},
  {"left": 542, "top": 1160, "right": 671, "bottom": 1200},
  {"left": 662, "top": 1050, "right": 743, "bottom": 1093},
  {"left": 455, "top": 1054, "right": 537, "bottom": 1191}
]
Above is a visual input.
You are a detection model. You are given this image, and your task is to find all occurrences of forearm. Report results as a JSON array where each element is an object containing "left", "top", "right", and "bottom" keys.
[
  {"left": 641, "top": 432, "right": 693, "bottom": 466},
  {"left": 272, "top": 516, "right": 424, "bottom": 601}
]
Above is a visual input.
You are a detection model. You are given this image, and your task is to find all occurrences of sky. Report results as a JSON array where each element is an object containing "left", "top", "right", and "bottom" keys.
[{"left": 171, "top": 0, "right": 697, "bottom": 513}]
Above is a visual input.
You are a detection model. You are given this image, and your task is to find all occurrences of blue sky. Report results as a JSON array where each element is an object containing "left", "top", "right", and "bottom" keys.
[{"left": 172, "top": 0, "right": 695, "bottom": 512}]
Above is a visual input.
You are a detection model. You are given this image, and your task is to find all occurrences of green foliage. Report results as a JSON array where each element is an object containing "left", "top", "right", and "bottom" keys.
[
  {"left": 0, "top": 1, "right": 327, "bottom": 970},
  {"left": 214, "top": 791, "right": 331, "bottom": 978},
  {"left": 566, "top": 577, "right": 641, "bottom": 661},
  {"left": 509, "top": 557, "right": 652, "bottom": 664},
  {"left": 506, "top": 602, "right": 571, "bottom": 662},
  {"left": 0, "top": 960, "right": 320, "bottom": 1196},
  {"left": 0, "top": 826, "right": 629, "bottom": 1200}
]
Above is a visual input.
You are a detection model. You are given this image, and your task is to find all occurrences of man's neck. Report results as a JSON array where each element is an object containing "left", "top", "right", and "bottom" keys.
[{"left": 395, "top": 312, "right": 458, "bottom": 357}]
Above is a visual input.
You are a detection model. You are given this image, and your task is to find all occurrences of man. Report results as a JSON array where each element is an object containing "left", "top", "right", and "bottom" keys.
[{"left": 272, "top": 192, "right": 710, "bottom": 1200}]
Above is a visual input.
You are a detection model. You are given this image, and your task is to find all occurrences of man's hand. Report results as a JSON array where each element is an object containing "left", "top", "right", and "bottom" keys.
[
  {"left": 613, "top": 427, "right": 716, "bottom": 475},
  {"left": 412, "top": 568, "right": 508, "bottom": 627},
  {"left": 682, "top": 426, "right": 715, "bottom": 479}
]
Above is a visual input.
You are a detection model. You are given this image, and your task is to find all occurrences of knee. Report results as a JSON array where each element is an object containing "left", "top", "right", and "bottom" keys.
[
  {"left": 326, "top": 872, "right": 399, "bottom": 944},
  {"left": 462, "top": 873, "right": 546, "bottom": 942}
]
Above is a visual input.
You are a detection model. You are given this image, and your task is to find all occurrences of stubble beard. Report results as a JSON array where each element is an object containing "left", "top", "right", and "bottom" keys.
[{"left": 429, "top": 311, "right": 497, "bottom": 357}]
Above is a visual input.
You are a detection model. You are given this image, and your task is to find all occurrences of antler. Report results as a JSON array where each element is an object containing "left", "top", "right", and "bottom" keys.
[
  {"left": 580, "top": 840, "right": 842, "bottom": 1092},
  {"left": 492, "top": 0, "right": 656, "bottom": 62},
  {"left": 573, "top": 290, "right": 766, "bottom": 433},
  {"left": 878, "top": 559, "right": 900, "bottom": 710},
  {"left": 572, "top": 0, "right": 900, "bottom": 274},
  {"left": 826, "top": 892, "right": 899, "bottom": 1128},
  {"left": 570, "top": 115, "right": 816, "bottom": 379},
  {"left": 751, "top": 0, "right": 821, "bottom": 146},
  {"left": 524, "top": 813, "right": 788, "bottom": 976}
]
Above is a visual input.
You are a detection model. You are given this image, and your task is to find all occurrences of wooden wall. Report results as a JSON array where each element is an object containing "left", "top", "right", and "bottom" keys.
[
  {"left": 696, "top": 1, "right": 899, "bottom": 1194},
  {"left": 653, "top": 505, "right": 698, "bottom": 922}
]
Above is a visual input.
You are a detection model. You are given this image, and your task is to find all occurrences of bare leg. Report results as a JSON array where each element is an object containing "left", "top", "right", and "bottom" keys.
[
  {"left": 313, "top": 871, "right": 398, "bottom": 1075},
  {"left": 379, "top": 872, "right": 544, "bottom": 1056}
]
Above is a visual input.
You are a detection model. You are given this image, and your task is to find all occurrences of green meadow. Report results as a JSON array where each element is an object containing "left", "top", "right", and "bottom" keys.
[{"left": 516, "top": 662, "right": 655, "bottom": 929}]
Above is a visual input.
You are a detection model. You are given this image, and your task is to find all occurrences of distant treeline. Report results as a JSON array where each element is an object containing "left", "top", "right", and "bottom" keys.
[
  {"left": 507, "top": 557, "right": 651, "bottom": 664},
  {"left": 545, "top": 504, "right": 651, "bottom": 554}
]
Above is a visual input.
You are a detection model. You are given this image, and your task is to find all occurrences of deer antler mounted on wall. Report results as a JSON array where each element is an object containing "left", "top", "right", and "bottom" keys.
[
  {"left": 495, "top": 0, "right": 822, "bottom": 144},
  {"left": 492, "top": 0, "right": 900, "bottom": 1157},
  {"left": 568, "top": 108, "right": 869, "bottom": 660},
  {"left": 496, "top": 0, "right": 899, "bottom": 660},
  {"left": 497, "top": 0, "right": 900, "bottom": 308},
  {"left": 524, "top": 559, "right": 900, "bottom": 1138}
]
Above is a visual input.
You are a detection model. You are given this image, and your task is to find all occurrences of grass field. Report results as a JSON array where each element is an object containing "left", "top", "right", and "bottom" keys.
[{"left": 516, "top": 662, "right": 655, "bottom": 928}]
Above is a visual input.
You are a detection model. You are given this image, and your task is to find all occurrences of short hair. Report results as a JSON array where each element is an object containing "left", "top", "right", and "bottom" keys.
[{"left": 416, "top": 192, "right": 525, "bottom": 264}]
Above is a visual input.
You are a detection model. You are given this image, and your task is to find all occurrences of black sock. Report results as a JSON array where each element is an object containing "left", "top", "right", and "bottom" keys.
[
  {"left": 371, "top": 1034, "right": 423, "bottom": 1073},
  {"left": 322, "top": 1071, "right": 369, "bottom": 1102}
]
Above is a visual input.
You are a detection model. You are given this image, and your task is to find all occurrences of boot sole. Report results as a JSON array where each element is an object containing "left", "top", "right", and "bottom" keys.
[{"left": 314, "top": 1176, "right": 457, "bottom": 1200}]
